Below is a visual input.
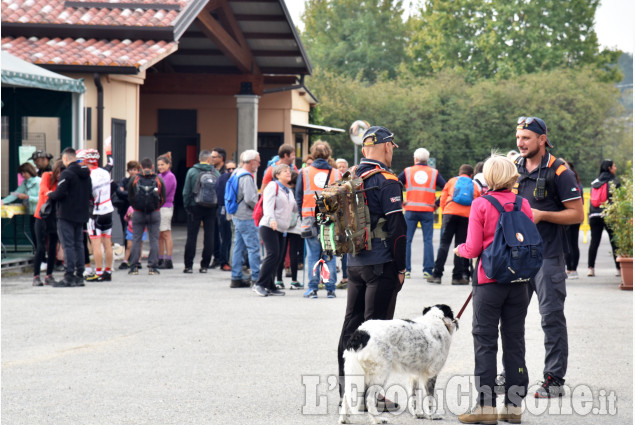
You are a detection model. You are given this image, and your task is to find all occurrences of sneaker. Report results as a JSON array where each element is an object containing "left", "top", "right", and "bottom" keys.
[
  {"left": 157, "top": 259, "right": 165, "bottom": 268},
  {"left": 53, "top": 277, "right": 73, "bottom": 287},
  {"left": 183, "top": 267, "right": 193, "bottom": 274},
  {"left": 422, "top": 271, "right": 433, "bottom": 279},
  {"left": 534, "top": 374, "right": 565, "bottom": 398},
  {"left": 44, "top": 275, "right": 57, "bottom": 286},
  {"left": 128, "top": 266, "right": 139, "bottom": 275},
  {"left": 99, "top": 271, "right": 112, "bottom": 282},
  {"left": 148, "top": 268, "right": 160, "bottom": 275},
  {"left": 72, "top": 276, "right": 85, "bottom": 287},
  {"left": 85, "top": 273, "right": 100, "bottom": 282},
  {"left": 267, "top": 288, "right": 286, "bottom": 296},
  {"left": 230, "top": 279, "right": 251, "bottom": 288},
  {"left": 451, "top": 278, "right": 470, "bottom": 285},
  {"left": 587, "top": 267, "right": 595, "bottom": 277},
  {"left": 221, "top": 264, "right": 231, "bottom": 272},
  {"left": 498, "top": 405, "right": 522, "bottom": 424},
  {"left": 275, "top": 281, "right": 285, "bottom": 289},
  {"left": 327, "top": 290, "right": 336, "bottom": 298},
  {"left": 404, "top": 271, "right": 411, "bottom": 278},
  {"left": 118, "top": 262, "right": 129, "bottom": 270},
  {"left": 304, "top": 289, "right": 318, "bottom": 299},
  {"left": 336, "top": 280, "right": 348, "bottom": 289},
  {"left": 567, "top": 270, "right": 579, "bottom": 279},
  {"left": 427, "top": 275, "right": 442, "bottom": 284},
  {"left": 199, "top": 268, "right": 208, "bottom": 274},
  {"left": 32, "top": 276, "right": 43, "bottom": 286},
  {"left": 253, "top": 285, "right": 269, "bottom": 297},
  {"left": 163, "top": 259, "right": 174, "bottom": 269},
  {"left": 289, "top": 281, "right": 304, "bottom": 290},
  {"left": 458, "top": 405, "right": 498, "bottom": 424}
]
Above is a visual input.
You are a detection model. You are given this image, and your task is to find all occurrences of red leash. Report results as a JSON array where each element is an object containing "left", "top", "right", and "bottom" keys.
[{"left": 456, "top": 291, "right": 473, "bottom": 320}]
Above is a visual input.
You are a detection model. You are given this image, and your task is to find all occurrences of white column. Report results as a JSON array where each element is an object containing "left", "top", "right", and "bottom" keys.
[{"left": 235, "top": 94, "right": 260, "bottom": 157}]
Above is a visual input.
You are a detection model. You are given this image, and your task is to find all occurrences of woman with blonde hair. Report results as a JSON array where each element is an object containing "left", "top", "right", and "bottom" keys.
[{"left": 455, "top": 153, "right": 533, "bottom": 425}]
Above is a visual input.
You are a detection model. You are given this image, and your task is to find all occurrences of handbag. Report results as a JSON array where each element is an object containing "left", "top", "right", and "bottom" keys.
[{"left": 39, "top": 199, "right": 53, "bottom": 219}]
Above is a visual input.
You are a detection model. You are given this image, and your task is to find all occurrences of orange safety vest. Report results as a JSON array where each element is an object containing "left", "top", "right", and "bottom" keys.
[
  {"left": 404, "top": 164, "right": 438, "bottom": 212},
  {"left": 301, "top": 166, "right": 339, "bottom": 217}
]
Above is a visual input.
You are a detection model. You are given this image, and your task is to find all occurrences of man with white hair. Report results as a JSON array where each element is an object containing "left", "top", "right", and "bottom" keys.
[{"left": 397, "top": 148, "right": 446, "bottom": 279}]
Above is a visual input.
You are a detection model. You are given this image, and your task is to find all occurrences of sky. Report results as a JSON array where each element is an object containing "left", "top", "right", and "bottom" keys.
[{"left": 284, "top": 0, "right": 634, "bottom": 54}]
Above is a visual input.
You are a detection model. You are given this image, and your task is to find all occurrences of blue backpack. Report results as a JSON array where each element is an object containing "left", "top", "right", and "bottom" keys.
[
  {"left": 224, "top": 170, "right": 253, "bottom": 215},
  {"left": 481, "top": 195, "right": 543, "bottom": 283},
  {"left": 452, "top": 176, "right": 475, "bottom": 206}
]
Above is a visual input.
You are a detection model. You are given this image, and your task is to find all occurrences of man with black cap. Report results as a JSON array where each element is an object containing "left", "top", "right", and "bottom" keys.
[
  {"left": 513, "top": 116, "right": 583, "bottom": 399},
  {"left": 336, "top": 125, "right": 407, "bottom": 408},
  {"left": 31, "top": 150, "right": 53, "bottom": 177}
]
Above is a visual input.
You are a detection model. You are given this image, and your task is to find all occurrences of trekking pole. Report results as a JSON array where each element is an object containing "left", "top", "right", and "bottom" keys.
[{"left": 456, "top": 291, "right": 473, "bottom": 320}]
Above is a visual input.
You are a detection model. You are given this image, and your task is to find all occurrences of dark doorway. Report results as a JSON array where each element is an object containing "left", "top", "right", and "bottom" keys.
[
  {"left": 156, "top": 110, "right": 198, "bottom": 223},
  {"left": 111, "top": 118, "right": 126, "bottom": 182},
  {"left": 257, "top": 132, "right": 284, "bottom": 188}
]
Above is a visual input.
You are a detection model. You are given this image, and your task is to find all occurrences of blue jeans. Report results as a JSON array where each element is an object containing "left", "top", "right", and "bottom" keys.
[
  {"left": 231, "top": 218, "right": 261, "bottom": 281},
  {"left": 305, "top": 236, "right": 336, "bottom": 291},
  {"left": 405, "top": 210, "right": 434, "bottom": 274}
]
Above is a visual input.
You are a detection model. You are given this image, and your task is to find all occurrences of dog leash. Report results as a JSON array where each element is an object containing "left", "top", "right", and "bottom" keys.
[{"left": 456, "top": 291, "right": 473, "bottom": 320}]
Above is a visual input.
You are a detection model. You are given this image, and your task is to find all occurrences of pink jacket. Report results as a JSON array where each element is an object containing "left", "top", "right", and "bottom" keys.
[{"left": 457, "top": 190, "right": 534, "bottom": 284}]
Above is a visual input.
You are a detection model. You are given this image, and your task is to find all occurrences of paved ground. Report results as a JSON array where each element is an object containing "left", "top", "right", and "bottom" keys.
[{"left": 2, "top": 226, "right": 632, "bottom": 424}]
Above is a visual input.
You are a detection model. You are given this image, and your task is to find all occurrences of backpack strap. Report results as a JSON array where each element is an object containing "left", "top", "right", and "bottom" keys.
[{"left": 483, "top": 194, "right": 522, "bottom": 213}]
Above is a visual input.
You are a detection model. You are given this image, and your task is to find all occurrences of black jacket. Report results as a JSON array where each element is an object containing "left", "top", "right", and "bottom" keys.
[
  {"left": 48, "top": 162, "right": 92, "bottom": 223},
  {"left": 589, "top": 171, "right": 620, "bottom": 216}
]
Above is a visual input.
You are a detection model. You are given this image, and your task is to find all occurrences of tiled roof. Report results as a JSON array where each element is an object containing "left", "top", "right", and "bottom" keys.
[
  {"left": 1, "top": 0, "right": 189, "bottom": 27},
  {"left": 2, "top": 36, "right": 177, "bottom": 69}
]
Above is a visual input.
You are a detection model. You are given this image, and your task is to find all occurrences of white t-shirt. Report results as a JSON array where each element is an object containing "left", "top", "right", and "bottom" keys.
[{"left": 90, "top": 167, "right": 114, "bottom": 215}]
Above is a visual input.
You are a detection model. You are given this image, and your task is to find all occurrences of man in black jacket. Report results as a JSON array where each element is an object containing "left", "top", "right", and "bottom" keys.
[{"left": 48, "top": 147, "right": 92, "bottom": 287}]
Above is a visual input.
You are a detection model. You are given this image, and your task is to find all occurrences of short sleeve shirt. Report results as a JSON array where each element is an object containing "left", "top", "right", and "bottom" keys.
[{"left": 515, "top": 153, "right": 582, "bottom": 258}]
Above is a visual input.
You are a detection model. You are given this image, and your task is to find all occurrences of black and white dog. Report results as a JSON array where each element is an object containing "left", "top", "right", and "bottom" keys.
[{"left": 339, "top": 305, "right": 458, "bottom": 424}]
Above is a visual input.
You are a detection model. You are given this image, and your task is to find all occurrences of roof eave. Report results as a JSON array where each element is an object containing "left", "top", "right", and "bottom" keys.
[{"left": 275, "top": 0, "right": 312, "bottom": 76}]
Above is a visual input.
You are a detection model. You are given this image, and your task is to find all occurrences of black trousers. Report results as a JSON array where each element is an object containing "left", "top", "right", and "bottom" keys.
[
  {"left": 256, "top": 226, "right": 285, "bottom": 290},
  {"left": 276, "top": 233, "right": 302, "bottom": 281},
  {"left": 433, "top": 214, "right": 469, "bottom": 279},
  {"left": 184, "top": 205, "right": 216, "bottom": 269},
  {"left": 564, "top": 224, "right": 580, "bottom": 271},
  {"left": 34, "top": 217, "right": 58, "bottom": 277},
  {"left": 58, "top": 219, "right": 85, "bottom": 279},
  {"left": 473, "top": 282, "right": 529, "bottom": 407},
  {"left": 588, "top": 216, "right": 619, "bottom": 269},
  {"left": 218, "top": 212, "right": 233, "bottom": 266},
  {"left": 337, "top": 262, "right": 398, "bottom": 396}
]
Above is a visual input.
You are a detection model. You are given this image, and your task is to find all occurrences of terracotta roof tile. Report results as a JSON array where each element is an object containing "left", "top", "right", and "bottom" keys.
[{"left": 2, "top": 36, "right": 176, "bottom": 70}]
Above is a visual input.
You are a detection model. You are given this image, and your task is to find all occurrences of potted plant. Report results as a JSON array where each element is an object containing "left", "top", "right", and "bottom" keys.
[{"left": 603, "top": 170, "right": 633, "bottom": 290}]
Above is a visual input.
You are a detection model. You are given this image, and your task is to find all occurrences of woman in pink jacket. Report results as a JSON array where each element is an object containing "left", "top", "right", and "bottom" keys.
[{"left": 455, "top": 154, "right": 534, "bottom": 425}]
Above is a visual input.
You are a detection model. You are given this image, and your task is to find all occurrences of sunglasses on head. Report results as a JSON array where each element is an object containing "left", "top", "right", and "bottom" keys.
[{"left": 517, "top": 116, "right": 546, "bottom": 132}]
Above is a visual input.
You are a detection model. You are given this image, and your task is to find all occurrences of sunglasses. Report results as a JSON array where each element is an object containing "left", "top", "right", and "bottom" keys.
[
  {"left": 517, "top": 116, "right": 546, "bottom": 132},
  {"left": 226, "top": 168, "right": 236, "bottom": 172}
]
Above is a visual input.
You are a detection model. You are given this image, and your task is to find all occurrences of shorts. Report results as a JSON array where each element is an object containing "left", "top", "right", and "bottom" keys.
[
  {"left": 88, "top": 213, "right": 113, "bottom": 238},
  {"left": 126, "top": 229, "right": 147, "bottom": 241},
  {"left": 159, "top": 206, "right": 173, "bottom": 232}
]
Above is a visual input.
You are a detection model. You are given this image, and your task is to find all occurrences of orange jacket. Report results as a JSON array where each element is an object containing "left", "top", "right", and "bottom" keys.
[
  {"left": 300, "top": 165, "right": 339, "bottom": 217},
  {"left": 403, "top": 164, "right": 438, "bottom": 212},
  {"left": 34, "top": 171, "right": 57, "bottom": 220},
  {"left": 440, "top": 174, "right": 481, "bottom": 217}
]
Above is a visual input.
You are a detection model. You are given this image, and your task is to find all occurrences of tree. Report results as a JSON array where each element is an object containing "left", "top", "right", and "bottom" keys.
[{"left": 301, "top": 0, "right": 408, "bottom": 82}]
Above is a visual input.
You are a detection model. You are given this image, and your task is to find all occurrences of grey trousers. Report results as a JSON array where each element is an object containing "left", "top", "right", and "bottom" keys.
[
  {"left": 527, "top": 254, "right": 569, "bottom": 380},
  {"left": 57, "top": 219, "right": 85, "bottom": 279},
  {"left": 129, "top": 210, "right": 161, "bottom": 268}
]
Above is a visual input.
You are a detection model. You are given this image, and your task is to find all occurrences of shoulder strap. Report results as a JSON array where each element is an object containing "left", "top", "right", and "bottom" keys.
[{"left": 482, "top": 194, "right": 505, "bottom": 213}]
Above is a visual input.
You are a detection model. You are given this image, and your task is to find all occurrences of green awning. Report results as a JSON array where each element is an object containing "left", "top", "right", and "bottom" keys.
[{"left": 1, "top": 51, "right": 85, "bottom": 94}]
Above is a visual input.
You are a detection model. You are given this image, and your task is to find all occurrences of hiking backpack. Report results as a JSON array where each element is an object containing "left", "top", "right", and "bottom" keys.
[
  {"left": 132, "top": 175, "right": 162, "bottom": 213},
  {"left": 224, "top": 171, "right": 254, "bottom": 215},
  {"left": 193, "top": 169, "right": 218, "bottom": 207},
  {"left": 253, "top": 183, "right": 279, "bottom": 226},
  {"left": 315, "top": 168, "right": 386, "bottom": 257},
  {"left": 452, "top": 176, "right": 475, "bottom": 206},
  {"left": 480, "top": 195, "right": 543, "bottom": 283},
  {"left": 590, "top": 182, "right": 609, "bottom": 208}
]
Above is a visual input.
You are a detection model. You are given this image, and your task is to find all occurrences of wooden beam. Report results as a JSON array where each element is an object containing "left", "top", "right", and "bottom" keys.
[{"left": 141, "top": 73, "right": 264, "bottom": 96}]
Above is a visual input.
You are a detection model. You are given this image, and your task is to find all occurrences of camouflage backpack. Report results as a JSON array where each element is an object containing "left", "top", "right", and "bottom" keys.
[{"left": 315, "top": 167, "right": 387, "bottom": 257}]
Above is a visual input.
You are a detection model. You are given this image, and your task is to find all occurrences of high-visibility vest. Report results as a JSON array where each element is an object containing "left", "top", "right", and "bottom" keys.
[
  {"left": 301, "top": 166, "right": 339, "bottom": 217},
  {"left": 404, "top": 165, "right": 437, "bottom": 212}
]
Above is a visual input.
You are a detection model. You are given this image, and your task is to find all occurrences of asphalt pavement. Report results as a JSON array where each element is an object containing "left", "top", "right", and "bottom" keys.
[{"left": 2, "top": 225, "right": 632, "bottom": 424}]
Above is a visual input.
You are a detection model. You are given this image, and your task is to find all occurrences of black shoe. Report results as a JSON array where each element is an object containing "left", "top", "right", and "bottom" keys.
[
  {"left": 163, "top": 259, "right": 173, "bottom": 269},
  {"left": 535, "top": 374, "right": 565, "bottom": 398},
  {"left": 128, "top": 266, "right": 139, "bottom": 275},
  {"left": 99, "top": 271, "right": 112, "bottom": 282},
  {"left": 253, "top": 285, "right": 269, "bottom": 297},
  {"left": 230, "top": 279, "right": 251, "bottom": 288},
  {"left": 210, "top": 259, "right": 220, "bottom": 269},
  {"left": 44, "top": 275, "right": 57, "bottom": 286},
  {"left": 118, "top": 262, "right": 129, "bottom": 270},
  {"left": 267, "top": 288, "right": 286, "bottom": 296},
  {"left": 157, "top": 259, "right": 165, "bottom": 268},
  {"left": 427, "top": 275, "right": 442, "bottom": 284},
  {"left": 199, "top": 268, "right": 208, "bottom": 274},
  {"left": 72, "top": 275, "right": 85, "bottom": 287},
  {"left": 183, "top": 267, "right": 193, "bottom": 274},
  {"left": 53, "top": 277, "right": 73, "bottom": 287}
]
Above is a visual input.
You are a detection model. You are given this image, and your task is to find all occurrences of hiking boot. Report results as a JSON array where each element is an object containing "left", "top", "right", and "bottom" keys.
[
  {"left": 405, "top": 271, "right": 411, "bottom": 278},
  {"left": 221, "top": 264, "right": 231, "bottom": 271},
  {"left": 118, "top": 262, "right": 129, "bottom": 270},
  {"left": 327, "top": 290, "right": 336, "bottom": 298},
  {"left": 587, "top": 267, "right": 595, "bottom": 277},
  {"left": 183, "top": 267, "right": 193, "bottom": 274},
  {"left": 128, "top": 266, "right": 139, "bottom": 275},
  {"left": 148, "top": 267, "right": 160, "bottom": 275},
  {"left": 157, "top": 259, "right": 165, "bottom": 268},
  {"left": 304, "top": 289, "right": 318, "bottom": 299},
  {"left": 423, "top": 271, "right": 433, "bottom": 279},
  {"left": 534, "top": 374, "right": 565, "bottom": 398},
  {"left": 336, "top": 280, "right": 348, "bottom": 289},
  {"left": 230, "top": 279, "right": 251, "bottom": 288},
  {"left": 44, "top": 275, "right": 57, "bottom": 286},
  {"left": 85, "top": 273, "right": 100, "bottom": 282},
  {"left": 458, "top": 405, "right": 498, "bottom": 424},
  {"left": 253, "top": 285, "right": 269, "bottom": 297},
  {"left": 289, "top": 281, "right": 304, "bottom": 290},
  {"left": 53, "top": 277, "right": 73, "bottom": 287},
  {"left": 163, "top": 259, "right": 174, "bottom": 269},
  {"left": 267, "top": 288, "right": 286, "bottom": 296},
  {"left": 32, "top": 276, "right": 43, "bottom": 287},
  {"left": 498, "top": 405, "right": 522, "bottom": 424},
  {"left": 199, "top": 268, "right": 208, "bottom": 274},
  {"left": 452, "top": 278, "right": 470, "bottom": 285},
  {"left": 427, "top": 275, "right": 442, "bottom": 284},
  {"left": 72, "top": 276, "right": 85, "bottom": 287},
  {"left": 275, "top": 281, "right": 285, "bottom": 289},
  {"left": 99, "top": 271, "right": 112, "bottom": 282}
]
